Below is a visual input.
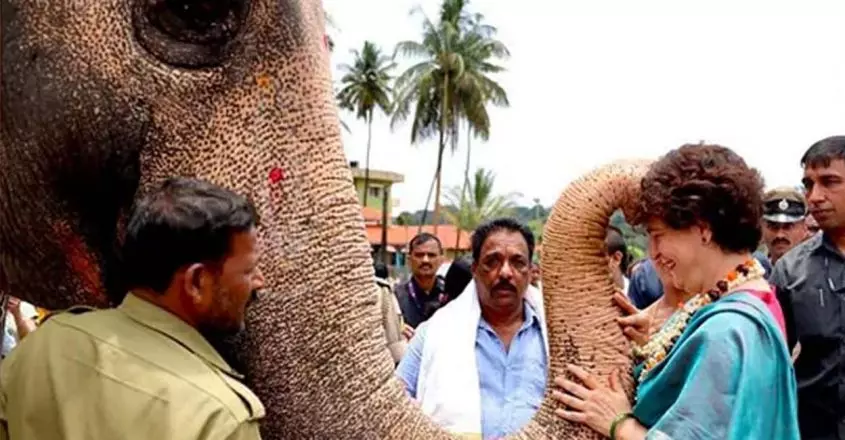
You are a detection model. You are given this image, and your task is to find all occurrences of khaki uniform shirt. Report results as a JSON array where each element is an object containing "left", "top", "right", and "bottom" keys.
[
  {"left": 0, "top": 293, "right": 264, "bottom": 440},
  {"left": 375, "top": 278, "right": 406, "bottom": 363}
]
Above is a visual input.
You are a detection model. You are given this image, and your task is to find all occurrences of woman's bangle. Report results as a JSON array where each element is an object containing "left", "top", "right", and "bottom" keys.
[{"left": 609, "top": 412, "right": 634, "bottom": 440}]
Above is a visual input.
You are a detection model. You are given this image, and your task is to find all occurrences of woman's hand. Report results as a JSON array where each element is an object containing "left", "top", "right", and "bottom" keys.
[
  {"left": 402, "top": 324, "right": 415, "bottom": 341},
  {"left": 551, "top": 364, "right": 633, "bottom": 437},
  {"left": 613, "top": 292, "right": 651, "bottom": 346}
]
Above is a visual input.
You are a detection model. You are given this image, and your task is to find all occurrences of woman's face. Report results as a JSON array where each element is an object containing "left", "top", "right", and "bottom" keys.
[{"left": 646, "top": 218, "right": 712, "bottom": 294}]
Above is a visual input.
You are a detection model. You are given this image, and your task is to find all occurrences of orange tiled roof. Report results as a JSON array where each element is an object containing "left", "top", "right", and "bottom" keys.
[{"left": 365, "top": 224, "right": 471, "bottom": 251}]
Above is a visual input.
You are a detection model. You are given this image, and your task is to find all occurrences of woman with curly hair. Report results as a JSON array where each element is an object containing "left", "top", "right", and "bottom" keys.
[{"left": 552, "top": 144, "right": 800, "bottom": 439}]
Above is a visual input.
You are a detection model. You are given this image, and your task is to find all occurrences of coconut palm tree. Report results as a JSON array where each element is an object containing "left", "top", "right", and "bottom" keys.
[
  {"left": 391, "top": 2, "right": 509, "bottom": 234},
  {"left": 440, "top": 0, "right": 510, "bottom": 219},
  {"left": 336, "top": 41, "right": 395, "bottom": 207},
  {"left": 445, "top": 168, "right": 521, "bottom": 233}
]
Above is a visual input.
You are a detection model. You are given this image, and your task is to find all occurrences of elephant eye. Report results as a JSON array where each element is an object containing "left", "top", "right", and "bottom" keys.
[
  {"left": 133, "top": 0, "right": 251, "bottom": 68},
  {"left": 146, "top": 0, "right": 246, "bottom": 45}
]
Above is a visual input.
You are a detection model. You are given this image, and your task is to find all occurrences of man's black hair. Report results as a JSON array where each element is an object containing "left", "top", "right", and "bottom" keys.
[
  {"left": 444, "top": 256, "right": 473, "bottom": 301},
  {"left": 409, "top": 232, "right": 443, "bottom": 254},
  {"left": 121, "top": 177, "right": 259, "bottom": 293},
  {"left": 471, "top": 217, "right": 535, "bottom": 261},
  {"left": 801, "top": 135, "right": 845, "bottom": 168},
  {"left": 605, "top": 226, "right": 630, "bottom": 275},
  {"left": 373, "top": 261, "right": 389, "bottom": 279}
]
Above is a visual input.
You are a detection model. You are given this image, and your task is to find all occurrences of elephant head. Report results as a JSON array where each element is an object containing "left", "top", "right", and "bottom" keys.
[{"left": 1, "top": 1, "right": 648, "bottom": 438}]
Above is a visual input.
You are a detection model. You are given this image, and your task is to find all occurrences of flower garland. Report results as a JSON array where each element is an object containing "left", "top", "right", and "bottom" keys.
[{"left": 631, "top": 258, "right": 766, "bottom": 383}]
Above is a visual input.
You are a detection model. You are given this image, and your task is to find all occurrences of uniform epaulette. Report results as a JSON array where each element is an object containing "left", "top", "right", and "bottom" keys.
[{"left": 38, "top": 305, "right": 97, "bottom": 324}]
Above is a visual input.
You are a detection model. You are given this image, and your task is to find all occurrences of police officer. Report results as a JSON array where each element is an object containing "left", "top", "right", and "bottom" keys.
[
  {"left": 0, "top": 178, "right": 265, "bottom": 439},
  {"left": 762, "top": 186, "right": 809, "bottom": 265}
]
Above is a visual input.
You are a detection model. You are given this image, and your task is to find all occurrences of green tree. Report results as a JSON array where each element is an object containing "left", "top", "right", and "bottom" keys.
[
  {"left": 444, "top": 168, "right": 521, "bottom": 237},
  {"left": 438, "top": 0, "right": 510, "bottom": 243},
  {"left": 391, "top": 0, "right": 509, "bottom": 234},
  {"left": 337, "top": 41, "right": 395, "bottom": 207}
]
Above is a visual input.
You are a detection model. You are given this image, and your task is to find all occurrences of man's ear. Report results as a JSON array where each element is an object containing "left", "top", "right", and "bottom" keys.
[
  {"left": 611, "top": 250, "right": 623, "bottom": 265},
  {"left": 182, "top": 263, "right": 207, "bottom": 306}
]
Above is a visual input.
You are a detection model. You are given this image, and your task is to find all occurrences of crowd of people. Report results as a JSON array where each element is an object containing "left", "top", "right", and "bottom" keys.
[
  {"left": 2, "top": 137, "right": 845, "bottom": 439},
  {"left": 374, "top": 136, "right": 845, "bottom": 439}
]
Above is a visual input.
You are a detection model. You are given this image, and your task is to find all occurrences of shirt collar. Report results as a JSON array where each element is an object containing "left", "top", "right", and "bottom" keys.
[
  {"left": 118, "top": 293, "right": 242, "bottom": 379},
  {"left": 478, "top": 299, "right": 541, "bottom": 332},
  {"left": 811, "top": 232, "right": 845, "bottom": 259}
]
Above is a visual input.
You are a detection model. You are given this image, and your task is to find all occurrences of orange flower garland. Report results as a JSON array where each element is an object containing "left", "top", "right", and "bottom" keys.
[{"left": 631, "top": 258, "right": 766, "bottom": 383}]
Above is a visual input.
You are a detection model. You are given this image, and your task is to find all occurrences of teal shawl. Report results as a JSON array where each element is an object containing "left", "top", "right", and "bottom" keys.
[{"left": 632, "top": 292, "right": 800, "bottom": 439}]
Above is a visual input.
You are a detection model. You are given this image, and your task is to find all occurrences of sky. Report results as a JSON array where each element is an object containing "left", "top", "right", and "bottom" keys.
[{"left": 322, "top": 0, "right": 845, "bottom": 215}]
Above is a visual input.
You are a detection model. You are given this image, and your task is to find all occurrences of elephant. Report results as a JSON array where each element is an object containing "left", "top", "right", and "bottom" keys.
[{"left": 0, "top": 0, "right": 648, "bottom": 438}]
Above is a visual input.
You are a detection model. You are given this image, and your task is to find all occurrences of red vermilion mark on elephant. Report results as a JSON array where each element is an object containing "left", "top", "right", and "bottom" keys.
[
  {"left": 256, "top": 74, "right": 272, "bottom": 89},
  {"left": 51, "top": 221, "right": 107, "bottom": 304},
  {"left": 323, "top": 34, "right": 330, "bottom": 50},
  {"left": 269, "top": 167, "right": 285, "bottom": 184}
]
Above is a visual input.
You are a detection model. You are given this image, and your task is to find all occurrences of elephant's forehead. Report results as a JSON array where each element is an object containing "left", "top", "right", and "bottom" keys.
[{"left": 9, "top": 1, "right": 320, "bottom": 96}]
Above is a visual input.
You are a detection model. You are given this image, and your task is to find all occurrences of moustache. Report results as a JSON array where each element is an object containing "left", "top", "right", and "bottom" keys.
[
  {"left": 772, "top": 238, "right": 791, "bottom": 247},
  {"left": 492, "top": 281, "right": 517, "bottom": 293}
]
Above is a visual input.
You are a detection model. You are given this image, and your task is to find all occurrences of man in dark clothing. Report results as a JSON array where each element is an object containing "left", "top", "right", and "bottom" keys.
[
  {"left": 395, "top": 233, "right": 447, "bottom": 333},
  {"left": 771, "top": 135, "right": 845, "bottom": 440},
  {"left": 626, "top": 258, "right": 664, "bottom": 310}
]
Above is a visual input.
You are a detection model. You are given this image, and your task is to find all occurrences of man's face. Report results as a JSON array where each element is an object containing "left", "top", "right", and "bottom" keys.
[
  {"left": 763, "top": 220, "right": 807, "bottom": 261},
  {"left": 530, "top": 265, "right": 541, "bottom": 287},
  {"left": 472, "top": 230, "right": 531, "bottom": 314},
  {"left": 409, "top": 239, "right": 442, "bottom": 279},
  {"left": 606, "top": 250, "right": 624, "bottom": 285},
  {"left": 197, "top": 229, "right": 264, "bottom": 337},
  {"left": 803, "top": 159, "right": 845, "bottom": 232}
]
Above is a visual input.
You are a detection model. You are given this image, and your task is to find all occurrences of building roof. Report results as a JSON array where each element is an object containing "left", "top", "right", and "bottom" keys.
[
  {"left": 365, "top": 224, "right": 471, "bottom": 251},
  {"left": 349, "top": 166, "right": 404, "bottom": 184}
]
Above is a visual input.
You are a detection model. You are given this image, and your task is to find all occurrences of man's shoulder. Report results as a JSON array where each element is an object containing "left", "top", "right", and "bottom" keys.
[
  {"left": 375, "top": 277, "right": 392, "bottom": 289},
  {"left": 17, "top": 306, "right": 263, "bottom": 424},
  {"left": 775, "top": 236, "right": 819, "bottom": 275},
  {"left": 394, "top": 280, "right": 411, "bottom": 297}
]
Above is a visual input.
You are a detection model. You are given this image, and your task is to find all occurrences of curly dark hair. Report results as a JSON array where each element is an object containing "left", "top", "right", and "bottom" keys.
[{"left": 637, "top": 144, "right": 764, "bottom": 253}]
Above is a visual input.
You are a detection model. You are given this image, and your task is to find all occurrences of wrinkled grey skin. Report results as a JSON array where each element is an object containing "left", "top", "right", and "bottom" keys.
[{"left": 0, "top": 1, "right": 635, "bottom": 439}]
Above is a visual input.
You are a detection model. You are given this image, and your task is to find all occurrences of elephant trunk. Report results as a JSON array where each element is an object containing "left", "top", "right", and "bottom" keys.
[{"left": 529, "top": 160, "right": 650, "bottom": 439}]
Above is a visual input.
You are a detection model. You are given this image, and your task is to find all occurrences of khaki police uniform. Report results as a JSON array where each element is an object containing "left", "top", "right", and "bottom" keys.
[{"left": 0, "top": 293, "right": 264, "bottom": 440}]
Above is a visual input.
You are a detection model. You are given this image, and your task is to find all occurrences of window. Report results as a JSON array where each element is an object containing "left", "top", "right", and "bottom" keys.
[{"left": 368, "top": 186, "right": 382, "bottom": 198}]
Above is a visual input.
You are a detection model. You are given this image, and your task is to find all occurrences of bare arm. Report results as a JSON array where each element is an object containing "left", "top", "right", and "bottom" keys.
[
  {"left": 11, "top": 310, "right": 36, "bottom": 341},
  {"left": 617, "top": 418, "right": 649, "bottom": 440}
]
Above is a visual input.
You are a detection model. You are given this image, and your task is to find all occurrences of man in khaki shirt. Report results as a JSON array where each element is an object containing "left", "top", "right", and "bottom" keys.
[{"left": 0, "top": 177, "right": 266, "bottom": 439}]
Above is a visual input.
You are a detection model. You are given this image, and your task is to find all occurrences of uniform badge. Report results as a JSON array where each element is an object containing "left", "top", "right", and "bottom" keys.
[{"left": 778, "top": 199, "right": 789, "bottom": 211}]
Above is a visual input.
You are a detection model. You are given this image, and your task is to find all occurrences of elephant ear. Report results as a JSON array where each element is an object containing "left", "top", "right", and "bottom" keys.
[{"left": 521, "top": 159, "right": 650, "bottom": 439}]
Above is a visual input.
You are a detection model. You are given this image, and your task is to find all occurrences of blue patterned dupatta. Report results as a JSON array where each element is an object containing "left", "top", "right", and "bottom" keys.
[{"left": 631, "top": 292, "right": 800, "bottom": 439}]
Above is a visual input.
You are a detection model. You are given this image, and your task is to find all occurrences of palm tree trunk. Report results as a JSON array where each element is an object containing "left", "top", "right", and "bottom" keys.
[
  {"left": 380, "top": 184, "right": 390, "bottom": 265},
  {"left": 417, "top": 166, "right": 438, "bottom": 234},
  {"left": 433, "top": 73, "right": 450, "bottom": 237},
  {"left": 453, "top": 122, "right": 472, "bottom": 253},
  {"left": 362, "top": 111, "right": 373, "bottom": 207},
  {"left": 432, "top": 131, "right": 446, "bottom": 237}
]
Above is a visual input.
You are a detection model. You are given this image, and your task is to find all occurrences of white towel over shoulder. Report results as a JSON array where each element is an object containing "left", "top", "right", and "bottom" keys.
[{"left": 416, "top": 280, "right": 548, "bottom": 437}]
